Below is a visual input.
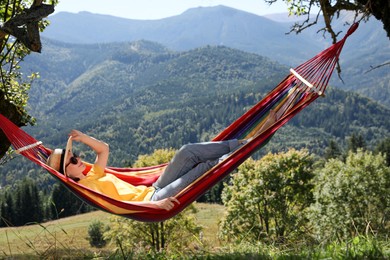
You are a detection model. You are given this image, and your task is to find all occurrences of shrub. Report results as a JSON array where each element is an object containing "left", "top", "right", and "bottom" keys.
[
  {"left": 219, "top": 149, "right": 315, "bottom": 243},
  {"left": 87, "top": 220, "right": 108, "bottom": 248},
  {"left": 310, "top": 149, "right": 390, "bottom": 241}
]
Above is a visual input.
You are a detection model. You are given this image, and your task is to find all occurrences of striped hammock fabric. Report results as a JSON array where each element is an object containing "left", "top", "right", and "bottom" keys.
[{"left": 0, "top": 23, "right": 358, "bottom": 222}]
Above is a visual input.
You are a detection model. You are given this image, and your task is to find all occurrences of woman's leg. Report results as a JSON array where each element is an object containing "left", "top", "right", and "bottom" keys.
[
  {"left": 153, "top": 139, "right": 239, "bottom": 189},
  {"left": 151, "top": 158, "right": 219, "bottom": 201}
]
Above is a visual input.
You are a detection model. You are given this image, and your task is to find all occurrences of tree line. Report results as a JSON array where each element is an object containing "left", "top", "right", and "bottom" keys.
[{"left": 0, "top": 180, "right": 92, "bottom": 227}]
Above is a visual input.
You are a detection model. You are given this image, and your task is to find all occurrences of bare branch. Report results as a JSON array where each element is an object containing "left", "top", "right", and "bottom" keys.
[{"left": 365, "top": 61, "right": 390, "bottom": 73}]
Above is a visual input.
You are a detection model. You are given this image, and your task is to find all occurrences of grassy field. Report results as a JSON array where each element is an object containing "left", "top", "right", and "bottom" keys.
[
  {"left": 1, "top": 203, "right": 388, "bottom": 259},
  {"left": 0, "top": 203, "right": 225, "bottom": 258}
]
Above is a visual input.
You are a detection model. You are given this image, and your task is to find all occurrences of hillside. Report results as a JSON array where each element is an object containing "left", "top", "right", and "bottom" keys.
[
  {"left": 43, "top": 6, "right": 319, "bottom": 66},
  {"left": 23, "top": 41, "right": 288, "bottom": 163},
  {"left": 0, "top": 40, "right": 387, "bottom": 189},
  {"left": 42, "top": 6, "right": 390, "bottom": 108}
]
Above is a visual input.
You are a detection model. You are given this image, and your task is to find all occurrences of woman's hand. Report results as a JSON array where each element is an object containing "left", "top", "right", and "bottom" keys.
[
  {"left": 68, "top": 129, "right": 109, "bottom": 170},
  {"left": 154, "top": 197, "right": 180, "bottom": 211},
  {"left": 69, "top": 129, "right": 85, "bottom": 142}
]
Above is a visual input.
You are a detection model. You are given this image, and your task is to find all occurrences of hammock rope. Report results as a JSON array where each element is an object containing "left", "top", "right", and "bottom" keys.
[{"left": 0, "top": 23, "right": 358, "bottom": 222}]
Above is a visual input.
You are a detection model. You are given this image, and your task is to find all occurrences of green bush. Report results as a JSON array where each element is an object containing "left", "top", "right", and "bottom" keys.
[
  {"left": 87, "top": 220, "right": 108, "bottom": 248},
  {"left": 219, "top": 149, "right": 315, "bottom": 243},
  {"left": 310, "top": 149, "right": 390, "bottom": 241}
]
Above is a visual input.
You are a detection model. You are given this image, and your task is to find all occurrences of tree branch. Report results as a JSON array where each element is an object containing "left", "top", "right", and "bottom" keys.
[
  {"left": 365, "top": 61, "right": 390, "bottom": 73},
  {"left": 0, "top": 2, "right": 54, "bottom": 52}
]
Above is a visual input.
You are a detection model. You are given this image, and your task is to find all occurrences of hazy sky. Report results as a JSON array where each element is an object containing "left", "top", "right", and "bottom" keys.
[{"left": 54, "top": 0, "right": 292, "bottom": 20}]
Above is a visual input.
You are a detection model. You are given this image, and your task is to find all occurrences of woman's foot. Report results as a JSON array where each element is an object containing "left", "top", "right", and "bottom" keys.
[{"left": 238, "top": 139, "right": 247, "bottom": 145}]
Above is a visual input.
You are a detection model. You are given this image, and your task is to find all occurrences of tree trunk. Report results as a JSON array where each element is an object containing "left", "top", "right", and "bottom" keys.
[
  {"left": 357, "top": 0, "right": 390, "bottom": 38},
  {"left": 0, "top": 91, "right": 24, "bottom": 159}
]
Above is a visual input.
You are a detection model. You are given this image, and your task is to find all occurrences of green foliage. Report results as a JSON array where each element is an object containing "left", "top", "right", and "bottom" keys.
[
  {"left": 0, "top": 0, "right": 53, "bottom": 121},
  {"left": 0, "top": 191, "right": 14, "bottom": 227},
  {"left": 324, "top": 139, "right": 344, "bottom": 161},
  {"left": 104, "top": 205, "right": 202, "bottom": 256},
  {"left": 87, "top": 220, "right": 109, "bottom": 248},
  {"left": 0, "top": 178, "right": 44, "bottom": 226},
  {"left": 219, "top": 149, "right": 315, "bottom": 243},
  {"left": 375, "top": 137, "right": 390, "bottom": 166},
  {"left": 347, "top": 133, "right": 367, "bottom": 153},
  {"left": 324, "top": 236, "right": 387, "bottom": 259},
  {"left": 203, "top": 235, "right": 389, "bottom": 259},
  {"left": 133, "top": 148, "right": 176, "bottom": 167},
  {"left": 309, "top": 149, "right": 390, "bottom": 241}
]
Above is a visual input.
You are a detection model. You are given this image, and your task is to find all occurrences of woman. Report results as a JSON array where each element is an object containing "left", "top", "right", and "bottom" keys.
[{"left": 47, "top": 130, "right": 245, "bottom": 211}]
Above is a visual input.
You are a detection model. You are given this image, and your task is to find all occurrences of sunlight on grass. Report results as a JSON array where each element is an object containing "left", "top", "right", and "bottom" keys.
[
  {"left": 194, "top": 203, "right": 225, "bottom": 247},
  {"left": 0, "top": 211, "right": 113, "bottom": 257},
  {"left": 0, "top": 203, "right": 225, "bottom": 258}
]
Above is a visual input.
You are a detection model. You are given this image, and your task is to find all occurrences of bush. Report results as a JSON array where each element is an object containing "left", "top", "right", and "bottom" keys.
[
  {"left": 310, "top": 149, "right": 390, "bottom": 241},
  {"left": 87, "top": 220, "right": 108, "bottom": 248},
  {"left": 219, "top": 149, "right": 315, "bottom": 243},
  {"left": 104, "top": 204, "right": 202, "bottom": 255}
]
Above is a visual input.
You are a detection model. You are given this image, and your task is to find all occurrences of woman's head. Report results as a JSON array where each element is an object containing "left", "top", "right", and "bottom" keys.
[
  {"left": 47, "top": 137, "right": 85, "bottom": 180},
  {"left": 64, "top": 152, "right": 85, "bottom": 180}
]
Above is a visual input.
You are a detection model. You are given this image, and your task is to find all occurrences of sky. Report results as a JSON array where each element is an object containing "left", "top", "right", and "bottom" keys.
[{"left": 53, "top": 0, "right": 293, "bottom": 20}]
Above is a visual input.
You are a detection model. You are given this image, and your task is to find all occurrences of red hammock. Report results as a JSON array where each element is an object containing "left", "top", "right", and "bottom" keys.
[{"left": 0, "top": 23, "right": 358, "bottom": 222}]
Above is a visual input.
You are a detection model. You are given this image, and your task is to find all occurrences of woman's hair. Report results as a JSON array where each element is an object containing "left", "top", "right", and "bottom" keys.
[{"left": 72, "top": 177, "right": 80, "bottom": 182}]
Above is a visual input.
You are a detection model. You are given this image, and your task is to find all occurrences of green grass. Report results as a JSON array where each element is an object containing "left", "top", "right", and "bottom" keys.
[
  {"left": 0, "top": 203, "right": 224, "bottom": 258},
  {"left": 194, "top": 203, "right": 225, "bottom": 247},
  {"left": 0, "top": 203, "right": 389, "bottom": 259}
]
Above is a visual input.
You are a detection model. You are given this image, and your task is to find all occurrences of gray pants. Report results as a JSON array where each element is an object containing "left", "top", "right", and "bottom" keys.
[{"left": 151, "top": 139, "right": 240, "bottom": 201}]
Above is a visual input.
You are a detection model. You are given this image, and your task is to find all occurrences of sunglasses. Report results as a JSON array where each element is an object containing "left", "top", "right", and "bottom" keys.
[{"left": 65, "top": 153, "right": 79, "bottom": 168}]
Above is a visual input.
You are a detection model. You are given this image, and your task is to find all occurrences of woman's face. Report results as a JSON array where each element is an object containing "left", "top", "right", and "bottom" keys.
[{"left": 65, "top": 152, "right": 86, "bottom": 179}]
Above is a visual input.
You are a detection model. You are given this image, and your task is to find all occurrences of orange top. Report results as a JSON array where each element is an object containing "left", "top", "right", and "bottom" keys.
[{"left": 79, "top": 164, "right": 155, "bottom": 201}]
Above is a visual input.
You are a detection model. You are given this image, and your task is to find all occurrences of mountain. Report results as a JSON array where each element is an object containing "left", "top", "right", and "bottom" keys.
[
  {"left": 43, "top": 6, "right": 321, "bottom": 66},
  {"left": 24, "top": 40, "right": 389, "bottom": 154},
  {"left": 1, "top": 39, "right": 388, "bottom": 188},
  {"left": 42, "top": 6, "right": 390, "bottom": 107}
]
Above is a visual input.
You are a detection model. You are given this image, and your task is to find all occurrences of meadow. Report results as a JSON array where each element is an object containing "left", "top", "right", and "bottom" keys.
[
  {"left": 0, "top": 203, "right": 388, "bottom": 259},
  {"left": 0, "top": 203, "right": 225, "bottom": 258}
]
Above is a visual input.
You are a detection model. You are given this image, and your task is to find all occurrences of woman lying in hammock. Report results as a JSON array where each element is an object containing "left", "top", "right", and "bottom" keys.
[
  {"left": 47, "top": 111, "right": 277, "bottom": 211},
  {"left": 47, "top": 110, "right": 277, "bottom": 210},
  {"left": 47, "top": 130, "right": 247, "bottom": 211}
]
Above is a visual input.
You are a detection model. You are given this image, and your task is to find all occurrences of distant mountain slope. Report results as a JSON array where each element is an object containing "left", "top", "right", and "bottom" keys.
[
  {"left": 1, "top": 40, "right": 387, "bottom": 186},
  {"left": 25, "top": 40, "right": 285, "bottom": 119},
  {"left": 42, "top": 6, "right": 390, "bottom": 107},
  {"left": 24, "top": 40, "right": 389, "bottom": 160},
  {"left": 43, "top": 6, "right": 321, "bottom": 65}
]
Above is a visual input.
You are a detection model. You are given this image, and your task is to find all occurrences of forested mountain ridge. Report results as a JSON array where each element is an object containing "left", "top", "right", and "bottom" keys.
[
  {"left": 41, "top": 6, "right": 390, "bottom": 107},
  {"left": 1, "top": 39, "right": 387, "bottom": 190},
  {"left": 43, "top": 6, "right": 319, "bottom": 66}
]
